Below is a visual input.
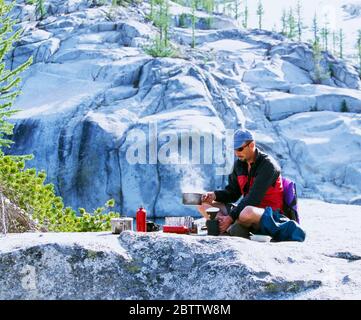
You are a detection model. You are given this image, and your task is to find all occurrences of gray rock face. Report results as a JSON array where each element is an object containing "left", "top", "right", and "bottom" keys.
[
  {"left": 5, "top": 1, "right": 361, "bottom": 216},
  {"left": 274, "top": 111, "right": 361, "bottom": 203},
  {"left": 290, "top": 84, "right": 361, "bottom": 113},
  {"left": 260, "top": 92, "right": 315, "bottom": 120},
  {"left": 260, "top": 84, "right": 361, "bottom": 120},
  {"left": 330, "top": 62, "right": 361, "bottom": 90},
  {"left": 270, "top": 43, "right": 315, "bottom": 72},
  {"left": 342, "top": 3, "right": 361, "bottom": 18},
  {"left": 168, "top": 2, "right": 237, "bottom": 30},
  {"left": 1, "top": 199, "right": 361, "bottom": 300},
  {"left": 270, "top": 42, "right": 361, "bottom": 90},
  {"left": 243, "top": 55, "right": 312, "bottom": 91}
]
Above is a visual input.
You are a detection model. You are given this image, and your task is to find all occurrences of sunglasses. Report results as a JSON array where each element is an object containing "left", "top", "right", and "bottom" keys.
[{"left": 235, "top": 141, "right": 252, "bottom": 152}]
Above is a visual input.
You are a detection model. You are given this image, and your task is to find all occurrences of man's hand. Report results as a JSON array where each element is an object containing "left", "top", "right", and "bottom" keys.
[
  {"left": 201, "top": 192, "right": 216, "bottom": 204},
  {"left": 217, "top": 214, "right": 233, "bottom": 233}
]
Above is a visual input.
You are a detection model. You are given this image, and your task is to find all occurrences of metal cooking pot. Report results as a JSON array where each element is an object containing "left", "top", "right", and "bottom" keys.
[{"left": 182, "top": 192, "right": 203, "bottom": 205}]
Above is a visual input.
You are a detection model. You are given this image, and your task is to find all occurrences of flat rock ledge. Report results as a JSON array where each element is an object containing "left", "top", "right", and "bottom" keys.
[{"left": 1, "top": 199, "right": 361, "bottom": 300}]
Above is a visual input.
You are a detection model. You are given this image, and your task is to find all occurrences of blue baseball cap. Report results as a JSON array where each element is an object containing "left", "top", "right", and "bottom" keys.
[{"left": 233, "top": 129, "right": 254, "bottom": 149}]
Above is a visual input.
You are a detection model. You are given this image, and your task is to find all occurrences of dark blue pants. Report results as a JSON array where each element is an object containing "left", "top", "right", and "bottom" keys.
[{"left": 258, "top": 207, "right": 306, "bottom": 242}]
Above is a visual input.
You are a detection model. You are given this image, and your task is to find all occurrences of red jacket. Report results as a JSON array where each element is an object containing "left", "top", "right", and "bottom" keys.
[{"left": 214, "top": 148, "right": 284, "bottom": 221}]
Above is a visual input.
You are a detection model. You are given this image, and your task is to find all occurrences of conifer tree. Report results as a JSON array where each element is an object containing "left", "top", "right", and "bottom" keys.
[
  {"left": 339, "top": 28, "right": 344, "bottom": 59},
  {"left": 164, "top": 0, "right": 171, "bottom": 47},
  {"left": 312, "top": 39, "right": 323, "bottom": 83},
  {"left": 202, "top": 0, "right": 215, "bottom": 14},
  {"left": 256, "top": 0, "right": 264, "bottom": 29},
  {"left": 332, "top": 31, "right": 339, "bottom": 57},
  {"left": 35, "top": 0, "right": 46, "bottom": 20},
  {"left": 0, "top": 1, "right": 32, "bottom": 150},
  {"left": 202, "top": 0, "right": 214, "bottom": 29},
  {"left": 321, "top": 13, "right": 330, "bottom": 51},
  {"left": 357, "top": 30, "right": 361, "bottom": 76},
  {"left": 149, "top": 0, "right": 155, "bottom": 20},
  {"left": 320, "top": 27, "right": 326, "bottom": 50},
  {"left": 281, "top": 8, "right": 287, "bottom": 36},
  {"left": 311, "top": 13, "right": 319, "bottom": 44},
  {"left": 312, "top": 39, "right": 330, "bottom": 84},
  {"left": 296, "top": 0, "right": 303, "bottom": 42},
  {"left": 287, "top": 7, "right": 296, "bottom": 40},
  {"left": 232, "top": 0, "right": 241, "bottom": 21},
  {"left": 242, "top": 0, "right": 248, "bottom": 29},
  {"left": 321, "top": 26, "right": 330, "bottom": 51},
  {"left": 145, "top": 0, "right": 174, "bottom": 57},
  {"left": 191, "top": 0, "right": 196, "bottom": 48}
]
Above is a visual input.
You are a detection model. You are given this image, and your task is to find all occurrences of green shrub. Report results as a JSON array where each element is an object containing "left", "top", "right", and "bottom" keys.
[
  {"left": 144, "top": 35, "right": 176, "bottom": 57},
  {"left": 341, "top": 99, "right": 349, "bottom": 112},
  {"left": 310, "top": 104, "right": 318, "bottom": 112},
  {"left": 35, "top": 0, "right": 46, "bottom": 20},
  {"left": 0, "top": 155, "right": 120, "bottom": 232},
  {"left": 312, "top": 40, "right": 330, "bottom": 84},
  {"left": 179, "top": 13, "right": 188, "bottom": 28},
  {"left": 0, "top": 1, "right": 121, "bottom": 233},
  {"left": 112, "top": 0, "right": 142, "bottom": 5}
]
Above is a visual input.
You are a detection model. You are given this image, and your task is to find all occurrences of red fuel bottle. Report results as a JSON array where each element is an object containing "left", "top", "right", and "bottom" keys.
[{"left": 136, "top": 206, "right": 147, "bottom": 232}]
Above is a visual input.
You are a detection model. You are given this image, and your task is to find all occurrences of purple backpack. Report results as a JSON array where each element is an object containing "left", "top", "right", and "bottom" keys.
[{"left": 282, "top": 177, "right": 300, "bottom": 223}]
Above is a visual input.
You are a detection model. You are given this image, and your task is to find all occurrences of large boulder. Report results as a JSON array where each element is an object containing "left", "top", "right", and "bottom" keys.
[
  {"left": 46, "top": 0, "right": 110, "bottom": 16},
  {"left": 259, "top": 83, "right": 361, "bottom": 120},
  {"left": 274, "top": 111, "right": 361, "bottom": 204},
  {"left": 270, "top": 42, "right": 315, "bottom": 71},
  {"left": 1, "top": 199, "right": 361, "bottom": 300},
  {"left": 11, "top": 37, "right": 60, "bottom": 68},
  {"left": 259, "top": 84, "right": 361, "bottom": 120},
  {"left": 290, "top": 84, "right": 361, "bottom": 113},
  {"left": 199, "top": 38, "right": 266, "bottom": 72},
  {"left": 9, "top": 55, "right": 238, "bottom": 215},
  {"left": 260, "top": 92, "right": 316, "bottom": 120},
  {"left": 328, "top": 62, "right": 361, "bottom": 90},
  {"left": 270, "top": 42, "right": 361, "bottom": 90},
  {"left": 243, "top": 55, "right": 312, "bottom": 91}
]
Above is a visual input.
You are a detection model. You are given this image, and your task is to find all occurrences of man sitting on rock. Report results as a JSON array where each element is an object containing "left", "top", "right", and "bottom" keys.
[{"left": 198, "top": 129, "right": 305, "bottom": 242}]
